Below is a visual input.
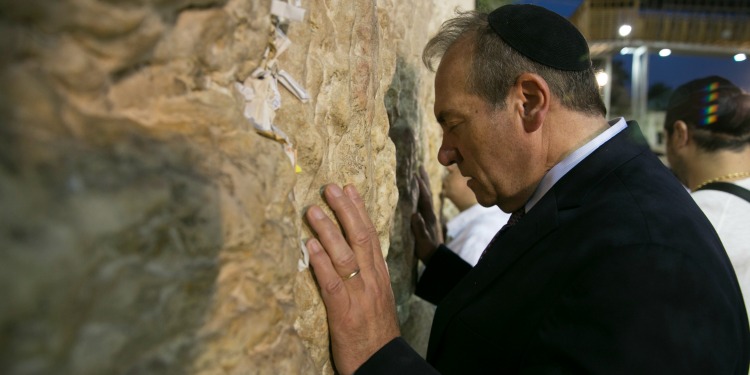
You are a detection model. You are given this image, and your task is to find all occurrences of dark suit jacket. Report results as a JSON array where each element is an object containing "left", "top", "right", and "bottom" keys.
[{"left": 357, "top": 122, "right": 750, "bottom": 374}]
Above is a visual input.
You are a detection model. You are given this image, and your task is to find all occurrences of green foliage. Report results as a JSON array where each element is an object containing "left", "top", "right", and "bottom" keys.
[{"left": 476, "top": 0, "right": 512, "bottom": 12}]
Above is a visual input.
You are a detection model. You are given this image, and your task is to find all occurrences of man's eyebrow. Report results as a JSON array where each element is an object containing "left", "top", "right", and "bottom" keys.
[{"left": 436, "top": 110, "right": 461, "bottom": 125}]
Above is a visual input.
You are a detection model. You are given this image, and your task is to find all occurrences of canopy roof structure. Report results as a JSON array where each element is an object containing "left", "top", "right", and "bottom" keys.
[
  {"left": 568, "top": 0, "right": 750, "bottom": 139},
  {"left": 571, "top": 0, "right": 750, "bottom": 57}
]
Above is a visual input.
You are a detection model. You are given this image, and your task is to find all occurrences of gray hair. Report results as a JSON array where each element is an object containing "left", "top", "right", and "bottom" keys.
[{"left": 423, "top": 10, "right": 606, "bottom": 116}]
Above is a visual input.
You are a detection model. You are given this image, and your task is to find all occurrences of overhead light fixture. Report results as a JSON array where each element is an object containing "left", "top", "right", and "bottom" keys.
[
  {"left": 659, "top": 49, "right": 671, "bottom": 57},
  {"left": 734, "top": 53, "right": 747, "bottom": 62},
  {"left": 618, "top": 24, "right": 632, "bottom": 37},
  {"left": 596, "top": 71, "right": 609, "bottom": 87}
]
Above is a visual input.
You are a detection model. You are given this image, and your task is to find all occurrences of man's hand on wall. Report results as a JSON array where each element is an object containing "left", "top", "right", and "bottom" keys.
[
  {"left": 305, "top": 184, "right": 400, "bottom": 375},
  {"left": 411, "top": 166, "right": 443, "bottom": 264}
]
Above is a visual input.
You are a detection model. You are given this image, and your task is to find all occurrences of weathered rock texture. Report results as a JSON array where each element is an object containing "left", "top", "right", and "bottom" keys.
[{"left": 0, "top": 0, "right": 471, "bottom": 374}]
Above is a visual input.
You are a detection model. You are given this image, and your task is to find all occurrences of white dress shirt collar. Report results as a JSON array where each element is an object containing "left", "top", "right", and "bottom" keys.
[{"left": 524, "top": 117, "right": 628, "bottom": 212}]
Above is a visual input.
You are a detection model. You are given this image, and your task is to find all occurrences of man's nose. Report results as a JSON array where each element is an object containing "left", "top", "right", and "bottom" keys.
[{"left": 438, "top": 145, "right": 461, "bottom": 166}]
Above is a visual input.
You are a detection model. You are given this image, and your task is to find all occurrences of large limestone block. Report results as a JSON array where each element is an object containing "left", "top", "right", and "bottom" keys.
[{"left": 0, "top": 0, "right": 472, "bottom": 373}]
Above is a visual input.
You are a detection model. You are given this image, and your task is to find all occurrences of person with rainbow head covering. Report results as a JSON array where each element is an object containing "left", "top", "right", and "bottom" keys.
[{"left": 664, "top": 75, "right": 750, "bottom": 318}]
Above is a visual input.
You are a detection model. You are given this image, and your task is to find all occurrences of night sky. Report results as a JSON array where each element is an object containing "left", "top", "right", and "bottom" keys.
[{"left": 516, "top": 0, "right": 750, "bottom": 91}]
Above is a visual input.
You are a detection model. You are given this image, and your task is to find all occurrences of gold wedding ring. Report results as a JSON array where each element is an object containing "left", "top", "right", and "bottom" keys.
[{"left": 341, "top": 268, "right": 361, "bottom": 281}]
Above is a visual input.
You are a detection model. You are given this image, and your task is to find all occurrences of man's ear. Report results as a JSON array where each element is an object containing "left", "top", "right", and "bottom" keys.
[
  {"left": 670, "top": 120, "right": 691, "bottom": 149},
  {"left": 515, "top": 73, "right": 549, "bottom": 133}
]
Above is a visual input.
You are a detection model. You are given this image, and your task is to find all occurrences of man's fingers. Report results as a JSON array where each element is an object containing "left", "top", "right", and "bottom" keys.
[
  {"left": 342, "top": 185, "right": 380, "bottom": 271},
  {"left": 419, "top": 165, "right": 431, "bottom": 191},
  {"left": 415, "top": 172, "right": 443, "bottom": 244},
  {"left": 416, "top": 175, "right": 438, "bottom": 226},
  {"left": 416, "top": 175, "right": 430, "bottom": 210},
  {"left": 322, "top": 185, "right": 376, "bottom": 260},
  {"left": 307, "top": 238, "right": 354, "bottom": 306},
  {"left": 411, "top": 212, "right": 437, "bottom": 264},
  {"left": 306, "top": 204, "right": 363, "bottom": 287},
  {"left": 410, "top": 212, "right": 426, "bottom": 240},
  {"left": 410, "top": 211, "right": 434, "bottom": 248}
]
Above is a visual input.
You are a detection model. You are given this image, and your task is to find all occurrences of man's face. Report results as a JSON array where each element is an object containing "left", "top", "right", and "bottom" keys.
[{"left": 433, "top": 41, "right": 534, "bottom": 212}]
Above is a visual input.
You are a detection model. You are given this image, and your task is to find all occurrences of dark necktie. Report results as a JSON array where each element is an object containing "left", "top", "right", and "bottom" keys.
[{"left": 478, "top": 207, "right": 525, "bottom": 262}]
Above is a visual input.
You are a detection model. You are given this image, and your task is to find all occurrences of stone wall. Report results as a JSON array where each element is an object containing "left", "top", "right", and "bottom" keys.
[{"left": 0, "top": 0, "right": 471, "bottom": 374}]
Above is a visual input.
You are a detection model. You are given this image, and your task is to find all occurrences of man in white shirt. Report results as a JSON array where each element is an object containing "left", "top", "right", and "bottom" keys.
[{"left": 663, "top": 75, "right": 750, "bottom": 317}]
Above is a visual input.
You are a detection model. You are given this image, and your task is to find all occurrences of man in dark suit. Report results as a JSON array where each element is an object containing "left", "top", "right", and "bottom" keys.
[{"left": 303, "top": 4, "right": 750, "bottom": 374}]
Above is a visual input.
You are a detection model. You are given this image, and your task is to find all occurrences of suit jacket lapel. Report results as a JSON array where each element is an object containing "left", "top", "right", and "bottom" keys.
[{"left": 426, "top": 192, "right": 560, "bottom": 361}]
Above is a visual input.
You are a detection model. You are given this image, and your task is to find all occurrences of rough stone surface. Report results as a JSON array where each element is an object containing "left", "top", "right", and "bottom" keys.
[{"left": 0, "top": 0, "right": 471, "bottom": 374}]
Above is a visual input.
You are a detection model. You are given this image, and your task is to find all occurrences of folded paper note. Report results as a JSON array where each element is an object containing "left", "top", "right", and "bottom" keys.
[{"left": 271, "top": 0, "right": 306, "bottom": 22}]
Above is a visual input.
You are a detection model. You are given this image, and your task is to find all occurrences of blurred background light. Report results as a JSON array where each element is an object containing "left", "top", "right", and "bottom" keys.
[
  {"left": 596, "top": 71, "right": 609, "bottom": 87},
  {"left": 618, "top": 24, "right": 632, "bottom": 37}
]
